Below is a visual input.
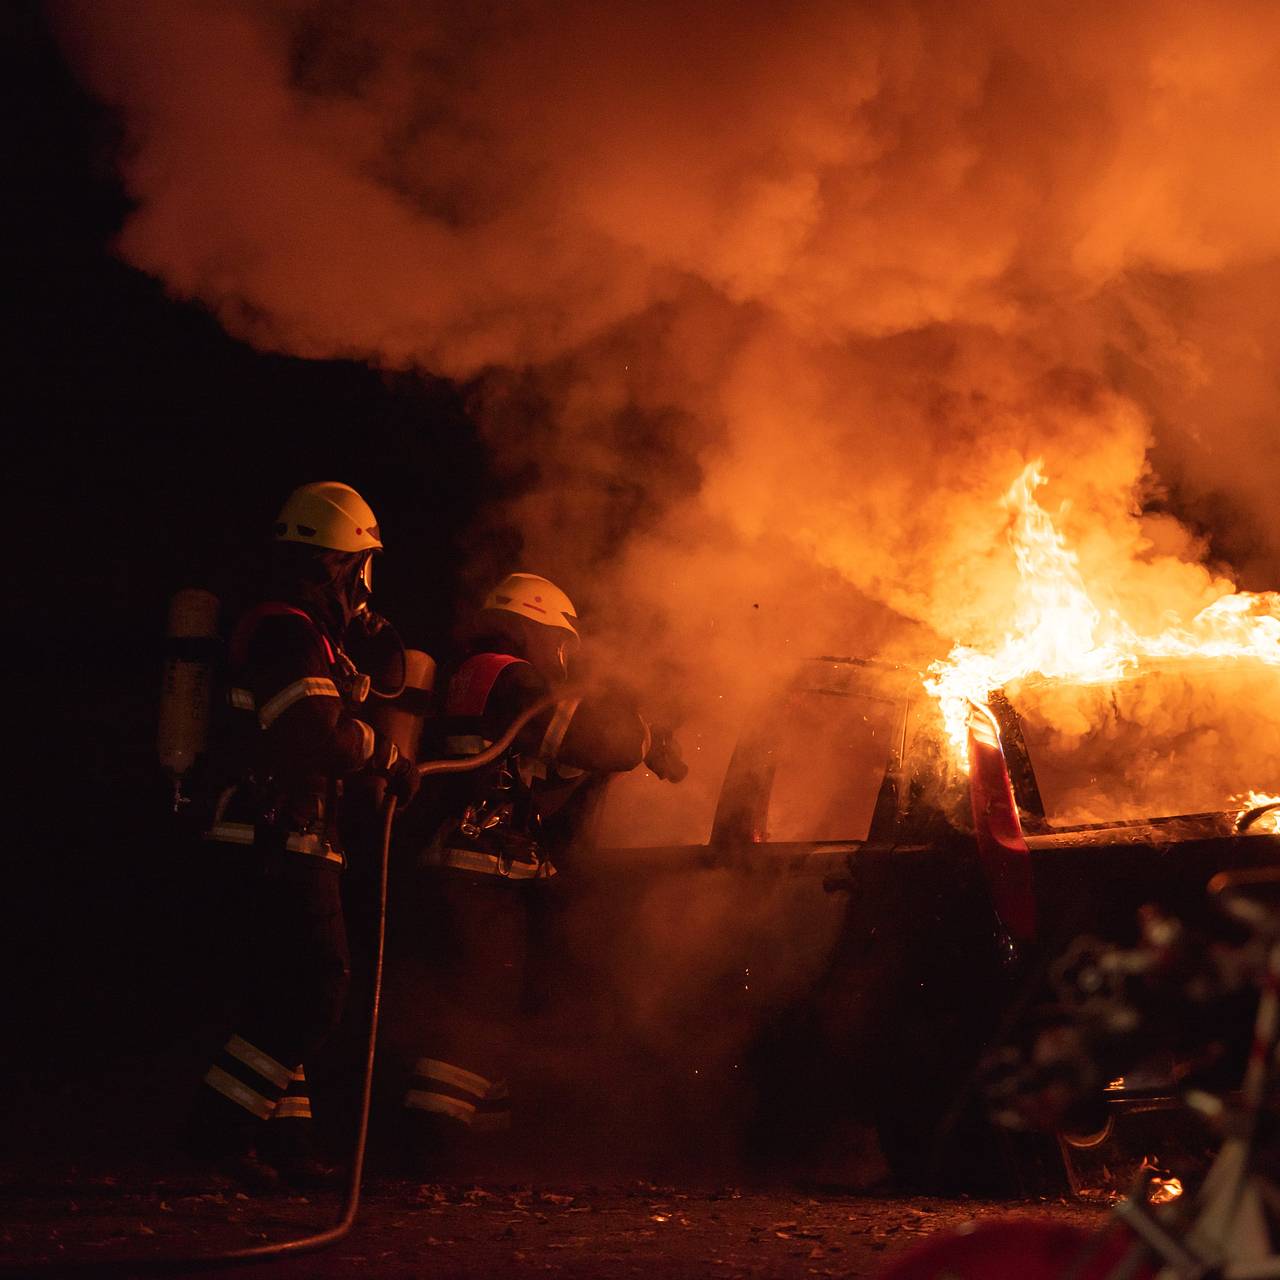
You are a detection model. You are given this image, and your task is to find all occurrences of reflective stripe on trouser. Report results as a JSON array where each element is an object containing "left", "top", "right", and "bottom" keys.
[
  {"left": 203, "top": 1034, "right": 293, "bottom": 1120},
  {"left": 404, "top": 1057, "right": 511, "bottom": 1131},
  {"left": 271, "top": 1066, "right": 313, "bottom": 1123}
]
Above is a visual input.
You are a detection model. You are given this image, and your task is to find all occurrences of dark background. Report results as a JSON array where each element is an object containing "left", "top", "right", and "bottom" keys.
[{"left": 4, "top": 0, "right": 495, "bottom": 1142}]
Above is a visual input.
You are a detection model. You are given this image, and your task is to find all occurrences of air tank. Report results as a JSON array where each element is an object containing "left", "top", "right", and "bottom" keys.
[
  {"left": 157, "top": 587, "right": 220, "bottom": 808},
  {"left": 368, "top": 648, "right": 436, "bottom": 763}
]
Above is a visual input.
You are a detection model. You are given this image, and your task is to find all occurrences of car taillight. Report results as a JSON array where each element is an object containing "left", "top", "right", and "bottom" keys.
[{"left": 968, "top": 702, "right": 1036, "bottom": 944}]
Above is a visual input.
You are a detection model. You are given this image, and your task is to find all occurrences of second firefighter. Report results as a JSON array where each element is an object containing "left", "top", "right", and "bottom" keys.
[{"left": 389, "top": 572, "right": 685, "bottom": 1158}]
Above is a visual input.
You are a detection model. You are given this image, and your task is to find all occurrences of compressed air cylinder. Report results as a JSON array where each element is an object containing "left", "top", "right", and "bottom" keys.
[
  {"left": 157, "top": 588, "right": 220, "bottom": 790},
  {"left": 368, "top": 648, "right": 436, "bottom": 762}
]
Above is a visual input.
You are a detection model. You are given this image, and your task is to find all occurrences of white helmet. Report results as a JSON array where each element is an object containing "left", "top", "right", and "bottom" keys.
[
  {"left": 274, "top": 482, "right": 382, "bottom": 553},
  {"left": 483, "top": 573, "right": 578, "bottom": 636}
]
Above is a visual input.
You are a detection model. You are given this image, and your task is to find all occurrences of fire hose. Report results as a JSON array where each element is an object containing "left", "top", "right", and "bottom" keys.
[{"left": 4, "top": 694, "right": 563, "bottom": 1277}]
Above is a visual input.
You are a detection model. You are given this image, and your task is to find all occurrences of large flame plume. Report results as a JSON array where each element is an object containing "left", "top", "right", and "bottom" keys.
[{"left": 925, "top": 461, "right": 1280, "bottom": 766}]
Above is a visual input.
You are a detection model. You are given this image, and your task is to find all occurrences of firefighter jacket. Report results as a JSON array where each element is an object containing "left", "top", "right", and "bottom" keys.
[
  {"left": 421, "top": 651, "right": 652, "bottom": 879},
  {"left": 206, "top": 601, "right": 397, "bottom": 868}
]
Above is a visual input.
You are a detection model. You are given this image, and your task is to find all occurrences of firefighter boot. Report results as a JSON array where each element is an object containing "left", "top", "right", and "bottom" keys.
[
  {"left": 182, "top": 1034, "right": 295, "bottom": 1194},
  {"left": 261, "top": 1069, "right": 343, "bottom": 1190},
  {"left": 178, "top": 1105, "right": 283, "bottom": 1196}
]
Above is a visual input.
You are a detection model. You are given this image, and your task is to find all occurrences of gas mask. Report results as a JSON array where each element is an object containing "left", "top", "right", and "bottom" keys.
[{"left": 350, "top": 552, "right": 382, "bottom": 635}]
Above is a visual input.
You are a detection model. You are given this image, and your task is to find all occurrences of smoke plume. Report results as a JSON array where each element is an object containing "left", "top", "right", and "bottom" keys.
[{"left": 54, "top": 0, "right": 1280, "bottom": 773}]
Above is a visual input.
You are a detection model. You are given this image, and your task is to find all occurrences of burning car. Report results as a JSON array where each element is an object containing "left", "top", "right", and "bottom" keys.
[
  {"left": 559, "top": 460, "right": 1279, "bottom": 1188},
  {"left": 576, "top": 652, "right": 1279, "bottom": 1188}
]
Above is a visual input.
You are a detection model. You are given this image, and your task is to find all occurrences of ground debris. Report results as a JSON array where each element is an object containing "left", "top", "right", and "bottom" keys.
[{"left": 0, "top": 1174, "right": 1108, "bottom": 1278}]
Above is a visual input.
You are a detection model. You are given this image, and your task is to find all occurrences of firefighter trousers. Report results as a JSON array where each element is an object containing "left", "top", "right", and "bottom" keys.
[
  {"left": 390, "top": 867, "right": 533, "bottom": 1138},
  {"left": 188, "top": 853, "right": 351, "bottom": 1157}
]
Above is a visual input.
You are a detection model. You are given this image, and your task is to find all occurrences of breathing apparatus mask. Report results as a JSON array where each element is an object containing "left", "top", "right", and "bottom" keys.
[
  {"left": 351, "top": 551, "right": 381, "bottom": 633},
  {"left": 346, "top": 551, "right": 410, "bottom": 699}
]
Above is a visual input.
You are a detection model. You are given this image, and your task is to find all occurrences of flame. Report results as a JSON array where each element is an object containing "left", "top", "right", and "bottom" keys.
[
  {"left": 1148, "top": 1176, "right": 1184, "bottom": 1205},
  {"left": 924, "top": 461, "right": 1280, "bottom": 771},
  {"left": 1235, "top": 792, "right": 1280, "bottom": 834}
]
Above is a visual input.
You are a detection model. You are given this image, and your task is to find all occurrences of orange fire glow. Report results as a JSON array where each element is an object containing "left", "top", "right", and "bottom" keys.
[{"left": 924, "top": 461, "right": 1280, "bottom": 779}]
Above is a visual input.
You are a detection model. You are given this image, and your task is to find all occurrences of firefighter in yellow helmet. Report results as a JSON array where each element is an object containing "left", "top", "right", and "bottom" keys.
[
  {"left": 183, "top": 482, "right": 419, "bottom": 1191},
  {"left": 388, "top": 572, "right": 684, "bottom": 1164}
]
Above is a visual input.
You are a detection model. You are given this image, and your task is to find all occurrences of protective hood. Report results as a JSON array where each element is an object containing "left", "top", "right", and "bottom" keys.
[{"left": 266, "top": 542, "right": 369, "bottom": 643}]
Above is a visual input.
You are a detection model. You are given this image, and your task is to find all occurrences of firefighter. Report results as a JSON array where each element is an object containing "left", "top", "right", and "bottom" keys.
[
  {"left": 183, "top": 481, "right": 419, "bottom": 1190},
  {"left": 392, "top": 572, "right": 685, "bottom": 1163}
]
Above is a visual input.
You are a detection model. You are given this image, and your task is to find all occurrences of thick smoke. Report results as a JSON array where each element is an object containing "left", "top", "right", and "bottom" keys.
[
  {"left": 53, "top": 0, "right": 1280, "bottom": 834},
  {"left": 53, "top": 1, "right": 1280, "bottom": 680}
]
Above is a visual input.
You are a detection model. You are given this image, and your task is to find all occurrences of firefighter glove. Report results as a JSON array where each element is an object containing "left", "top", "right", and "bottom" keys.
[{"left": 644, "top": 726, "right": 688, "bottom": 783}]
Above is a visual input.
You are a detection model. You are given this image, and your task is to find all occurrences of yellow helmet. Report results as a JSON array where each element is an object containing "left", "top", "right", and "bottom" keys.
[
  {"left": 274, "top": 482, "right": 382, "bottom": 553},
  {"left": 483, "top": 572, "right": 578, "bottom": 636}
]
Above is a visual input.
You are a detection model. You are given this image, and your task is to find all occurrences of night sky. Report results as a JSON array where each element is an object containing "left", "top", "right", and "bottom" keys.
[{"left": 6, "top": 2, "right": 495, "bottom": 1081}]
